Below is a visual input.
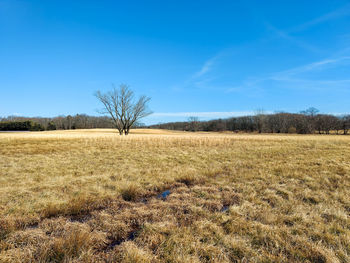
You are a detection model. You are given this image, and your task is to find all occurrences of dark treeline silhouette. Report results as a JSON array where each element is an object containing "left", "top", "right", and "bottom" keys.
[
  {"left": 0, "top": 120, "right": 44, "bottom": 131},
  {"left": 149, "top": 110, "right": 350, "bottom": 135},
  {"left": 0, "top": 114, "right": 115, "bottom": 130}
]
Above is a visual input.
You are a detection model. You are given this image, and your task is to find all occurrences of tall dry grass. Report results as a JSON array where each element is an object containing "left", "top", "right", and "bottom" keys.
[{"left": 0, "top": 129, "right": 349, "bottom": 262}]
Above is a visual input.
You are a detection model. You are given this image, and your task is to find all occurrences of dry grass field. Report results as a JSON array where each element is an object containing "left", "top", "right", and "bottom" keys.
[{"left": 0, "top": 129, "right": 350, "bottom": 262}]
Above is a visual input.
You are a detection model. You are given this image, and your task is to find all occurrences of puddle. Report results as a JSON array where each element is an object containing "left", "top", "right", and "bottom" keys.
[
  {"left": 158, "top": 190, "right": 171, "bottom": 200},
  {"left": 220, "top": 205, "right": 229, "bottom": 212}
]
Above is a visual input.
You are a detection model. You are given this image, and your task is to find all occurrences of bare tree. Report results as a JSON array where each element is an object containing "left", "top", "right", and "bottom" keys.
[
  {"left": 95, "top": 84, "right": 152, "bottom": 135},
  {"left": 188, "top": 116, "right": 200, "bottom": 132},
  {"left": 254, "top": 108, "right": 266, "bottom": 133},
  {"left": 300, "top": 107, "right": 319, "bottom": 117},
  {"left": 342, "top": 115, "right": 350, "bottom": 135}
]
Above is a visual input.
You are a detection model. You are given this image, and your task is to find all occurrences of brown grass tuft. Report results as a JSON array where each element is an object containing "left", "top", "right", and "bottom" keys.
[{"left": 119, "top": 183, "right": 143, "bottom": 202}]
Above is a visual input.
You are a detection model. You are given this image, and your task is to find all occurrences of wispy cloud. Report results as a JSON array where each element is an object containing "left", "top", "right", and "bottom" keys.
[
  {"left": 189, "top": 3, "right": 350, "bottom": 85},
  {"left": 192, "top": 58, "right": 216, "bottom": 79},
  {"left": 227, "top": 55, "right": 350, "bottom": 92},
  {"left": 291, "top": 3, "right": 350, "bottom": 32},
  {"left": 270, "top": 56, "right": 350, "bottom": 80},
  {"left": 263, "top": 3, "right": 350, "bottom": 53},
  {"left": 264, "top": 22, "right": 322, "bottom": 53},
  {"left": 169, "top": 50, "right": 230, "bottom": 92},
  {"left": 178, "top": 3, "right": 350, "bottom": 94},
  {"left": 190, "top": 48, "right": 236, "bottom": 80}
]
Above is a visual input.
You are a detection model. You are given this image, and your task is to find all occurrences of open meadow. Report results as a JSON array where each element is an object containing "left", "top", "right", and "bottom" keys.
[{"left": 0, "top": 129, "right": 350, "bottom": 262}]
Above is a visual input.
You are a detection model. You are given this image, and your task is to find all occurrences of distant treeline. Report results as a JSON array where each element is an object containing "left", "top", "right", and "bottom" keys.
[
  {"left": 149, "top": 111, "right": 350, "bottom": 135},
  {"left": 0, "top": 114, "right": 115, "bottom": 131},
  {"left": 0, "top": 121, "right": 44, "bottom": 131},
  {"left": 2, "top": 110, "right": 350, "bottom": 134}
]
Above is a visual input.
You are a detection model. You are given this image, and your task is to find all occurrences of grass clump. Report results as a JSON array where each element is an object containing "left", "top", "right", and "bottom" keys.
[{"left": 120, "top": 183, "right": 142, "bottom": 202}]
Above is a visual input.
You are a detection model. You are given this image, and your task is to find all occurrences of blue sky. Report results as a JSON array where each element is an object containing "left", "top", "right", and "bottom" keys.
[{"left": 0, "top": 0, "right": 349, "bottom": 124}]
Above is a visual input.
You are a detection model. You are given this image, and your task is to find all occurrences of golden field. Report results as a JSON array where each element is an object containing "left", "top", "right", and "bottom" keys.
[{"left": 0, "top": 129, "right": 349, "bottom": 262}]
